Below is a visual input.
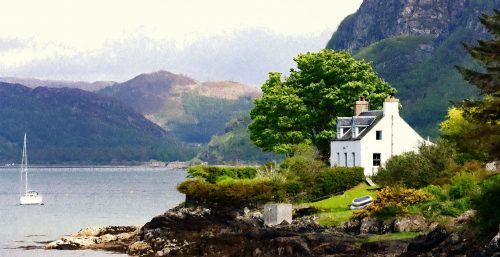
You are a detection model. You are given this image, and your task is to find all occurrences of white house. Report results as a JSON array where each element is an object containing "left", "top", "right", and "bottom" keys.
[{"left": 330, "top": 96, "right": 429, "bottom": 176}]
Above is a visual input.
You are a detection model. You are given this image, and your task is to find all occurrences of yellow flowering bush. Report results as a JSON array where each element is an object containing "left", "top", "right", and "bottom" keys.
[{"left": 354, "top": 187, "right": 432, "bottom": 219}]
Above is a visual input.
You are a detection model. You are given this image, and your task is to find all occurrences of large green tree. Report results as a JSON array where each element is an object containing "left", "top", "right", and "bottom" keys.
[
  {"left": 448, "top": 10, "right": 500, "bottom": 161},
  {"left": 249, "top": 49, "right": 396, "bottom": 157}
]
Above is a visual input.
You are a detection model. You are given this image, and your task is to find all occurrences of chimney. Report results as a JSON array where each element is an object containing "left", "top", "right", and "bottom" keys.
[
  {"left": 355, "top": 97, "right": 369, "bottom": 116},
  {"left": 383, "top": 95, "right": 399, "bottom": 116}
]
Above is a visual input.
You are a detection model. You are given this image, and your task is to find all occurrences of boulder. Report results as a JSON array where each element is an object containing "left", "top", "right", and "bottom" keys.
[
  {"left": 381, "top": 218, "right": 395, "bottom": 234},
  {"left": 72, "top": 226, "right": 104, "bottom": 237},
  {"left": 360, "top": 217, "right": 380, "bottom": 234},
  {"left": 394, "top": 215, "right": 427, "bottom": 232},
  {"left": 47, "top": 236, "right": 101, "bottom": 250},
  {"left": 128, "top": 241, "right": 152, "bottom": 256}
]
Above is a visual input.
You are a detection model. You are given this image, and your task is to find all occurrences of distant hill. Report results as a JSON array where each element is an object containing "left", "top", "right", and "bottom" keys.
[
  {"left": 196, "top": 113, "right": 280, "bottom": 164},
  {"left": 98, "top": 70, "right": 262, "bottom": 144},
  {"left": 0, "top": 77, "right": 116, "bottom": 91},
  {"left": 0, "top": 82, "right": 193, "bottom": 164},
  {"left": 326, "top": 0, "right": 500, "bottom": 137}
]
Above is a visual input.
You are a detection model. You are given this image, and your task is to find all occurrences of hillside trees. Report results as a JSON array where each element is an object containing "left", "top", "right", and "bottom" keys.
[
  {"left": 249, "top": 50, "right": 396, "bottom": 157},
  {"left": 443, "top": 10, "right": 500, "bottom": 161}
]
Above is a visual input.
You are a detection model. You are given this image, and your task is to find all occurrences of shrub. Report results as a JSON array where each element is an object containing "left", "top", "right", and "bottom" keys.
[
  {"left": 423, "top": 185, "right": 448, "bottom": 201},
  {"left": 355, "top": 187, "right": 432, "bottom": 219},
  {"left": 186, "top": 165, "right": 257, "bottom": 183},
  {"left": 313, "top": 167, "right": 365, "bottom": 198},
  {"left": 376, "top": 140, "right": 456, "bottom": 188},
  {"left": 177, "top": 176, "right": 308, "bottom": 208},
  {"left": 471, "top": 174, "right": 500, "bottom": 235},
  {"left": 448, "top": 172, "right": 479, "bottom": 200},
  {"left": 177, "top": 178, "right": 275, "bottom": 208}
]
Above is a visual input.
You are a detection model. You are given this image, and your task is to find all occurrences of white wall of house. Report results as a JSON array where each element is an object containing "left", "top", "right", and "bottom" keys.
[
  {"left": 330, "top": 97, "right": 426, "bottom": 177},
  {"left": 329, "top": 140, "right": 360, "bottom": 167}
]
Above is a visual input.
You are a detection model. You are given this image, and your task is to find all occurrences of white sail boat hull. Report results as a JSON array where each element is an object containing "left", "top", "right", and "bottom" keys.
[
  {"left": 20, "top": 191, "right": 43, "bottom": 205},
  {"left": 19, "top": 133, "right": 43, "bottom": 205}
]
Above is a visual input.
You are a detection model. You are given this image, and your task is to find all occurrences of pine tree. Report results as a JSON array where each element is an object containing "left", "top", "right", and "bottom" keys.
[{"left": 454, "top": 10, "right": 500, "bottom": 161}]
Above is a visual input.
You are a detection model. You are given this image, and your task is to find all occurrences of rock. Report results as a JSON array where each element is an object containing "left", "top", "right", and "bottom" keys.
[
  {"left": 47, "top": 236, "right": 101, "bottom": 250},
  {"left": 488, "top": 230, "right": 500, "bottom": 251},
  {"left": 360, "top": 217, "right": 379, "bottom": 234},
  {"left": 381, "top": 218, "right": 395, "bottom": 234},
  {"left": 72, "top": 226, "right": 104, "bottom": 237},
  {"left": 394, "top": 215, "right": 427, "bottom": 232},
  {"left": 455, "top": 209, "right": 476, "bottom": 224},
  {"left": 336, "top": 219, "right": 361, "bottom": 234},
  {"left": 406, "top": 226, "right": 448, "bottom": 252},
  {"left": 128, "top": 241, "right": 152, "bottom": 255},
  {"left": 116, "top": 232, "right": 134, "bottom": 240},
  {"left": 47, "top": 225, "right": 138, "bottom": 252},
  {"left": 100, "top": 234, "right": 117, "bottom": 243}
]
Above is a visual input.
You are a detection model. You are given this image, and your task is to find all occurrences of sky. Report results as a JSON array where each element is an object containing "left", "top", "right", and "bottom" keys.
[{"left": 0, "top": 0, "right": 362, "bottom": 86}]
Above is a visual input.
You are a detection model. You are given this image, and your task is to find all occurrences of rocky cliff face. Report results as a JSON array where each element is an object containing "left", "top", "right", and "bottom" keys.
[
  {"left": 326, "top": 0, "right": 500, "bottom": 138},
  {"left": 327, "top": 0, "right": 496, "bottom": 52}
]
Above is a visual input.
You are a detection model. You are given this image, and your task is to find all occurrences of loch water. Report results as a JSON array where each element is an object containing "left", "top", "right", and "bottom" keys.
[{"left": 0, "top": 167, "right": 186, "bottom": 257}]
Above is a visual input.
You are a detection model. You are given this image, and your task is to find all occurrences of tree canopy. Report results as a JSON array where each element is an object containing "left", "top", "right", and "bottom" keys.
[
  {"left": 249, "top": 49, "right": 396, "bottom": 157},
  {"left": 447, "top": 10, "right": 500, "bottom": 161}
]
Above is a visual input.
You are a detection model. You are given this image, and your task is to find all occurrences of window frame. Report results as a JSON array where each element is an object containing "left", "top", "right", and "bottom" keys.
[
  {"left": 376, "top": 130, "right": 382, "bottom": 140},
  {"left": 373, "top": 153, "right": 381, "bottom": 166}
]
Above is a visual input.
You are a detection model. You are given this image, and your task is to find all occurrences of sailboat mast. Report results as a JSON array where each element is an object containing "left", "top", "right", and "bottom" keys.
[{"left": 23, "top": 133, "right": 28, "bottom": 194}]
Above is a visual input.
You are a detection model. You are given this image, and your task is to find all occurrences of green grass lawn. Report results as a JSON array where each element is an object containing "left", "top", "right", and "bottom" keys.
[
  {"left": 358, "top": 231, "right": 423, "bottom": 244},
  {"left": 309, "top": 183, "right": 378, "bottom": 226}
]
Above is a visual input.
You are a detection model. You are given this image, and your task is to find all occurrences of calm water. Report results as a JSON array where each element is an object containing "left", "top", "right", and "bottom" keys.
[{"left": 0, "top": 167, "right": 186, "bottom": 257}]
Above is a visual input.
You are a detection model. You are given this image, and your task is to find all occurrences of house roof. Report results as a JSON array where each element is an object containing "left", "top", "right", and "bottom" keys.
[{"left": 333, "top": 110, "right": 383, "bottom": 141}]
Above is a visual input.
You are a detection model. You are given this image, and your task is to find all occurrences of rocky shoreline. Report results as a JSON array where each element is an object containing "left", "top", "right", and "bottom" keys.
[{"left": 46, "top": 205, "right": 500, "bottom": 257}]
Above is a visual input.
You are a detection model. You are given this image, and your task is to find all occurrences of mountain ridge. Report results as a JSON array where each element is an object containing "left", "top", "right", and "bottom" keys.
[
  {"left": 327, "top": 0, "right": 500, "bottom": 137},
  {"left": 0, "top": 82, "right": 192, "bottom": 164}
]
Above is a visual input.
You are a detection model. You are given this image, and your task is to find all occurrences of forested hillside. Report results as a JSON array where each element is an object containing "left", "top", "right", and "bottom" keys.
[
  {"left": 98, "top": 71, "right": 261, "bottom": 144},
  {"left": 0, "top": 82, "right": 194, "bottom": 164},
  {"left": 327, "top": 0, "right": 500, "bottom": 137}
]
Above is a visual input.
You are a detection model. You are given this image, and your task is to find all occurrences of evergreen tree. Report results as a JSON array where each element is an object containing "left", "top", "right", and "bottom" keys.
[{"left": 449, "top": 10, "right": 500, "bottom": 161}]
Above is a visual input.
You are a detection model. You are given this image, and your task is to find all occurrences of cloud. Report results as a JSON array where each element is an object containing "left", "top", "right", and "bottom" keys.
[{"left": 1, "top": 28, "right": 335, "bottom": 85}]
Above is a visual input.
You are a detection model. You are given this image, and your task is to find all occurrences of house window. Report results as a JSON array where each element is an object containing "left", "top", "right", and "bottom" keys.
[
  {"left": 373, "top": 153, "right": 381, "bottom": 166},
  {"left": 376, "top": 130, "right": 382, "bottom": 140},
  {"left": 344, "top": 153, "right": 348, "bottom": 166},
  {"left": 337, "top": 152, "right": 340, "bottom": 165},
  {"left": 352, "top": 152, "right": 355, "bottom": 167}
]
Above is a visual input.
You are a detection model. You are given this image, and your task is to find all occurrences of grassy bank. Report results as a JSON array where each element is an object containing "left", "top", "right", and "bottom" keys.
[{"left": 309, "top": 183, "right": 378, "bottom": 226}]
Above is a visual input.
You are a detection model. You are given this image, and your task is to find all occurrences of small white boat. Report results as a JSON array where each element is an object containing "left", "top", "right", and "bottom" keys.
[
  {"left": 350, "top": 195, "right": 372, "bottom": 210},
  {"left": 19, "top": 133, "right": 43, "bottom": 205}
]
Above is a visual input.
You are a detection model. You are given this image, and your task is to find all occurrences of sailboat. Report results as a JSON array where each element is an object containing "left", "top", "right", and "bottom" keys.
[{"left": 19, "top": 133, "right": 43, "bottom": 205}]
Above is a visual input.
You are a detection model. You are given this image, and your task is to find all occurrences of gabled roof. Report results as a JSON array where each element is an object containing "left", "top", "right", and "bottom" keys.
[{"left": 333, "top": 110, "right": 383, "bottom": 141}]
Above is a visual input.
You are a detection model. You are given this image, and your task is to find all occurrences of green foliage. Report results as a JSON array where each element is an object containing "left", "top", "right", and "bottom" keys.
[
  {"left": 448, "top": 172, "right": 479, "bottom": 200},
  {"left": 0, "top": 83, "right": 194, "bottom": 164},
  {"left": 249, "top": 49, "right": 396, "bottom": 157},
  {"left": 355, "top": 187, "right": 432, "bottom": 220},
  {"left": 471, "top": 174, "right": 500, "bottom": 235},
  {"left": 453, "top": 10, "right": 500, "bottom": 161},
  {"left": 197, "top": 113, "right": 281, "bottom": 164},
  {"left": 186, "top": 165, "right": 257, "bottom": 183},
  {"left": 376, "top": 141, "right": 456, "bottom": 188},
  {"left": 313, "top": 167, "right": 365, "bottom": 198},
  {"left": 177, "top": 176, "right": 307, "bottom": 208},
  {"left": 311, "top": 183, "right": 378, "bottom": 226},
  {"left": 355, "top": 36, "right": 434, "bottom": 82},
  {"left": 281, "top": 144, "right": 326, "bottom": 190},
  {"left": 170, "top": 93, "right": 254, "bottom": 143}
]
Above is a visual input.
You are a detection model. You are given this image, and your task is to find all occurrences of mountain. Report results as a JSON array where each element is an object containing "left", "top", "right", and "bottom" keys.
[
  {"left": 326, "top": 0, "right": 500, "bottom": 137},
  {"left": 197, "top": 113, "right": 280, "bottom": 164},
  {"left": 98, "top": 71, "right": 262, "bottom": 144},
  {"left": 0, "top": 77, "right": 116, "bottom": 91},
  {"left": 0, "top": 82, "right": 192, "bottom": 164}
]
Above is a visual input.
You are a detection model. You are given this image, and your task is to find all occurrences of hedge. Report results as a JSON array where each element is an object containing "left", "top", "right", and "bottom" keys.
[
  {"left": 177, "top": 177, "right": 308, "bottom": 208},
  {"left": 313, "top": 166, "right": 365, "bottom": 198},
  {"left": 186, "top": 165, "right": 257, "bottom": 183}
]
